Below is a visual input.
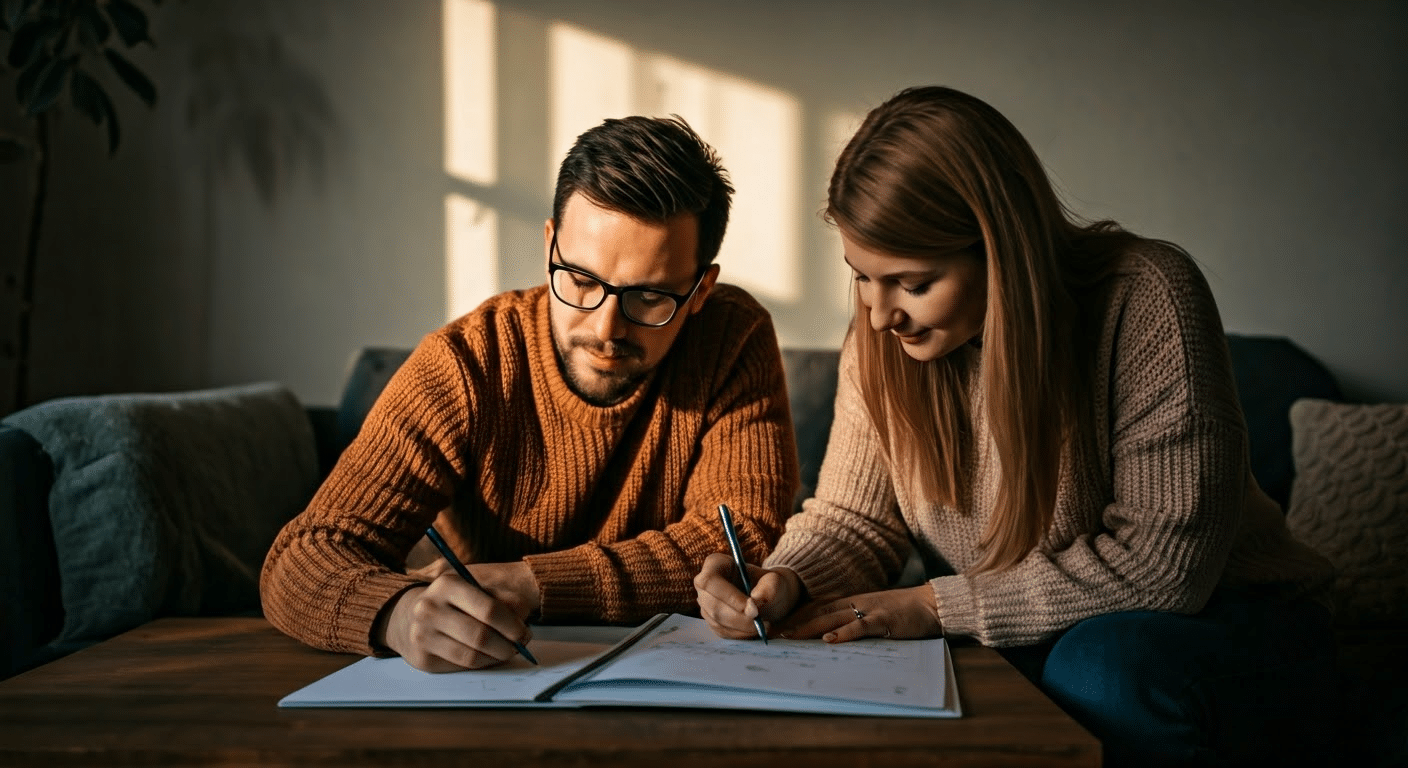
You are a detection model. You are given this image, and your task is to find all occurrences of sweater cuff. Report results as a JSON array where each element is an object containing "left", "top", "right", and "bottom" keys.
[
  {"left": 764, "top": 533, "right": 860, "bottom": 600},
  {"left": 523, "top": 549, "right": 601, "bottom": 622},
  {"left": 930, "top": 574, "right": 980, "bottom": 639},
  {"left": 333, "top": 571, "right": 421, "bottom": 656}
]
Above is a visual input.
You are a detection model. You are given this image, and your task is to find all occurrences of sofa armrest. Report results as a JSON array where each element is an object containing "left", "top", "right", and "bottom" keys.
[{"left": 0, "top": 425, "right": 63, "bottom": 680}]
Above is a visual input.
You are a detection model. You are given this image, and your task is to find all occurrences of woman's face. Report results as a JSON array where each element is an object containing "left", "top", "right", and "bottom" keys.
[{"left": 843, "top": 230, "right": 987, "bottom": 363}]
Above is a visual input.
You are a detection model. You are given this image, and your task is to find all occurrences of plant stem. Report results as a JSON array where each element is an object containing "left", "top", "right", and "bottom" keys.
[{"left": 14, "top": 110, "right": 50, "bottom": 412}]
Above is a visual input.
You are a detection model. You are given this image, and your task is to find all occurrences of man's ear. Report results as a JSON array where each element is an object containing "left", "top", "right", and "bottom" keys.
[
  {"left": 543, "top": 219, "right": 556, "bottom": 276},
  {"left": 687, "top": 264, "right": 722, "bottom": 316}
]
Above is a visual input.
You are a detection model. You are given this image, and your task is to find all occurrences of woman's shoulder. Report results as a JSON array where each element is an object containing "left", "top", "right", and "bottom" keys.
[{"left": 1100, "top": 238, "right": 1220, "bottom": 325}]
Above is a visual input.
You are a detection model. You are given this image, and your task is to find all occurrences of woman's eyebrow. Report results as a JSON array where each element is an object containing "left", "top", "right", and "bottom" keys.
[{"left": 843, "top": 257, "right": 937, "bottom": 280}]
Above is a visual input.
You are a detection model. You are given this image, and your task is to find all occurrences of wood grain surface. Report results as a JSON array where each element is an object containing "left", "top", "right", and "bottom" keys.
[{"left": 0, "top": 618, "right": 1099, "bottom": 767}]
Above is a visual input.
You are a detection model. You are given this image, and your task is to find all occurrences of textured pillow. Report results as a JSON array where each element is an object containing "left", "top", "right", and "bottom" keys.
[
  {"left": 1285, "top": 398, "right": 1408, "bottom": 628},
  {"left": 2, "top": 383, "right": 318, "bottom": 650}
]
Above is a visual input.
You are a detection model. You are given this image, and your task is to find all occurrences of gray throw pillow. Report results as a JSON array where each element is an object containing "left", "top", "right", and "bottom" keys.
[{"left": 2, "top": 383, "right": 318, "bottom": 649}]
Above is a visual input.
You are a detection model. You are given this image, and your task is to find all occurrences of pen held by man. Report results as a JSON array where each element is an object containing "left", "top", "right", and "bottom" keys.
[{"left": 371, "top": 527, "right": 541, "bottom": 671}]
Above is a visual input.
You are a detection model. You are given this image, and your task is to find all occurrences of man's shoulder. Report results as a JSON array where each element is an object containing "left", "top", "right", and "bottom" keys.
[
  {"left": 696, "top": 283, "right": 772, "bottom": 328},
  {"left": 436, "top": 286, "right": 546, "bottom": 344}
]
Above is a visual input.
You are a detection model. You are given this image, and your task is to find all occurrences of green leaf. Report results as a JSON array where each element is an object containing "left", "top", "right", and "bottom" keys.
[
  {"left": 69, "top": 68, "right": 106, "bottom": 126},
  {"left": 0, "top": 136, "right": 28, "bottom": 164},
  {"left": 97, "top": 85, "right": 120, "bottom": 153},
  {"left": 14, "top": 52, "right": 48, "bottom": 106},
  {"left": 104, "top": 0, "right": 150, "bottom": 47},
  {"left": 6, "top": 17, "right": 59, "bottom": 68},
  {"left": 103, "top": 48, "right": 156, "bottom": 108},
  {"left": 24, "top": 55, "right": 74, "bottom": 115},
  {"left": 5, "top": 0, "right": 34, "bottom": 32},
  {"left": 90, "top": 78, "right": 121, "bottom": 153},
  {"left": 77, "top": 4, "right": 111, "bottom": 48}
]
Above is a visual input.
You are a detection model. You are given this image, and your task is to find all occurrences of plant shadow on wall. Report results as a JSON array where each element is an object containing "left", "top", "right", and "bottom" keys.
[
  {"left": 0, "top": 0, "right": 338, "bottom": 415},
  {"left": 176, "top": 0, "right": 340, "bottom": 385}
]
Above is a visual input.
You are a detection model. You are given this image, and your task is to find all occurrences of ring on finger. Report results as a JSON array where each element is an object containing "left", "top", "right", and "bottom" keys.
[{"left": 850, "top": 603, "right": 865, "bottom": 620}]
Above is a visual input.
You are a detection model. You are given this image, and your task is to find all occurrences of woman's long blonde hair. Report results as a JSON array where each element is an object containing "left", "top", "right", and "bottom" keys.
[{"left": 828, "top": 86, "right": 1137, "bottom": 573}]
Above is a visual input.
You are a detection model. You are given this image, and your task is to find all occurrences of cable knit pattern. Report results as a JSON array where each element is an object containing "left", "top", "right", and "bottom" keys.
[
  {"left": 1285, "top": 399, "right": 1408, "bottom": 627},
  {"left": 261, "top": 284, "right": 797, "bottom": 655},
  {"left": 766, "top": 243, "right": 1334, "bottom": 647}
]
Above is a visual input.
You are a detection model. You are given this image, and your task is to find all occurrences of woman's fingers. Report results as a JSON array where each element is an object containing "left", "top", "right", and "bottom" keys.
[
  {"left": 780, "top": 585, "right": 941, "bottom": 643},
  {"left": 695, "top": 553, "right": 802, "bottom": 638}
]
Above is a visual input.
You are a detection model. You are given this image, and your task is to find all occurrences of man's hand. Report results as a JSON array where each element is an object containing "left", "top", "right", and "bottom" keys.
[
  {"left": 375, "top": 560, "right": 541, "bottom": 672},
  {"left": 693, "top": 552, "right": 804, "bottom": 639},
  {"left": 777, "top": 584, "right": 942, "bottom": 643}
]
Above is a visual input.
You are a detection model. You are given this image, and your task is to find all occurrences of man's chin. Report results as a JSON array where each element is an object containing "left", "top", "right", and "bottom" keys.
[{"left": 565, "top": 365, "right": 642, "bottom": 407}]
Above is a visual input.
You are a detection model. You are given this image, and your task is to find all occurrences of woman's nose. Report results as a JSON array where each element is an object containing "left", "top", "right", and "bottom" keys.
[{"left": 869, "top": 295, "right": 903, "bottom": 332}]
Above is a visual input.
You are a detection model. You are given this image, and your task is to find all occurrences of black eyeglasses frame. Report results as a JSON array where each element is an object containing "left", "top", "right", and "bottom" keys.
[{"left": 547, "top": 231, "right": 708, "bottom": 328}]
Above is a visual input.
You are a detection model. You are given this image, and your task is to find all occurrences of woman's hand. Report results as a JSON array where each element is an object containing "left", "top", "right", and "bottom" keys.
[
  {"left": 693, "top": 552, "right": 804, "bottom": 639},
  {"left": 779, "top": 584, "right": 942, "bottom": 643}
]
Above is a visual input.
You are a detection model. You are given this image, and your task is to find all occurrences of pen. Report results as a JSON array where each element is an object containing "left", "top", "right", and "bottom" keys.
[
  {"left": 716, "top": 504, "right": 768, "bottom": 644},
  {"left": 424, "top": 525, "right": 539, "bottom": 665}
]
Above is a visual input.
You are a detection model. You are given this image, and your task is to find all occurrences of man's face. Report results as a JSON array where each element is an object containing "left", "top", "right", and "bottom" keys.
[{"left": 546, "top": 193, "right": 718, "bottom": 406}]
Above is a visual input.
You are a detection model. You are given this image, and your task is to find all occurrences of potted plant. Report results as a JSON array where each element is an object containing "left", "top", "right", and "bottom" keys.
[{"left": 1, "top": 0, "right": 161, "bottom": 414}]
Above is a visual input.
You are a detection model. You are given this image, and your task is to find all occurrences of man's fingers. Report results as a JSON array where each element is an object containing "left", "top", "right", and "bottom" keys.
[
  {"left": 417, "top": 626, "right": 515, "bottom": 670},
  {"left": 440, "top": 569, "right": 532, "bottom": 645},
  {"left": 413, "top": 572, "right": 528, "bottom": 664}
]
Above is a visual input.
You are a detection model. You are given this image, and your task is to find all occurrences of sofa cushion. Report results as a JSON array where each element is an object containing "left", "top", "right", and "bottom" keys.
[
  {"left": 1225, "top": 334, "right": 1343, "bottom": 510},
  {"left": 1, "top": 383, "right": 319, "bottom": 650},
  {"left": 1284, "top": 398, "right": 1408, "bottom": 628},
  {"left": 781, "top": 348, "right": 840, "bottom": 512}
]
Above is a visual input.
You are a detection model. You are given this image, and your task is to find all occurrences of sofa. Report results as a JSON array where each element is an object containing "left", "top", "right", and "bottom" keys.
[{"left": 2, "top": 334, "right": 1403, "bottom": 764}]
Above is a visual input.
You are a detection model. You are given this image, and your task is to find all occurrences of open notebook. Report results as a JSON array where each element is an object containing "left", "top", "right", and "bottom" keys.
[{"left": 280, "top": 613, "right": 961, "bottom": 717}]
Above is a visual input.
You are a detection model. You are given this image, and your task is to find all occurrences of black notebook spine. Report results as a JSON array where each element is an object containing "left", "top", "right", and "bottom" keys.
[{"left": 533, "top": 613, "right": 672, "bottom": 702}]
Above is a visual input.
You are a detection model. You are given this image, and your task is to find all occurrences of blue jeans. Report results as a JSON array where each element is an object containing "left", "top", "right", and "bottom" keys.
[{"left": 998, "top": 589, "right": 1340, "bottom": 767}]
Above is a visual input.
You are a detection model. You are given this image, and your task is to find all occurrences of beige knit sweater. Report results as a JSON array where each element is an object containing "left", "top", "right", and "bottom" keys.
[
  {"left": 261, "top": 284, "right": 798, "bottom": 655},
  {"left": 766, "top": 243, "right": 1333, "bottom": 647}
]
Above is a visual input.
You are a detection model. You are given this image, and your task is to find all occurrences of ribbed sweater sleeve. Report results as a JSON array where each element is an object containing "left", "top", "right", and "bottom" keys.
[
  {"left": 260, "top": 330, "right": 476, "bottom": 655},
  {"left": 768, "top": 244, "right": 1332, "bottom": 647}
]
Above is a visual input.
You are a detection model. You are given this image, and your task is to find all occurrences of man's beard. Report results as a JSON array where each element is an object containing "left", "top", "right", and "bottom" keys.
[{"left": 551, "top": 329, "right": 649, "bottom": 407}]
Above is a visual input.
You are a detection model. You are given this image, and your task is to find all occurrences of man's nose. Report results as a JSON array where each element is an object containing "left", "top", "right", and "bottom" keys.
[{"left": 591, "top": 294, "right": 630, "bottom": 341}]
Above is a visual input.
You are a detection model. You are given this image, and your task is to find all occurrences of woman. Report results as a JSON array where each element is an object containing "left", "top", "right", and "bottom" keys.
[{"left": 694, "top": 86, "right": 1338, "bottom": 767}]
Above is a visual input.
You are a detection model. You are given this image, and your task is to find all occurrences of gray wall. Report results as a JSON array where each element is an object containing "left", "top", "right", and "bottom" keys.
[{"left": 1, "top": 0, "right": 1404, "bottom": 410}]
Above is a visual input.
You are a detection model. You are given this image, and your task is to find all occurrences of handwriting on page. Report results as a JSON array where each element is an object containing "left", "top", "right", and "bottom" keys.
[{"left": 591, "top": 619, "right": 935, "bottom": 707}]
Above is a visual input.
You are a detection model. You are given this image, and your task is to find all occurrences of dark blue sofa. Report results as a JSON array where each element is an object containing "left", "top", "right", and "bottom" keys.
[{"left": 2, "top": 334, "right": 1400, "bottom": 764}]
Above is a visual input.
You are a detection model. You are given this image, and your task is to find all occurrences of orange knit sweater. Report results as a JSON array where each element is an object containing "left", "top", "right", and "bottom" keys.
[{"left": 260, "top": 284, "right": 798, "bottom": 655}]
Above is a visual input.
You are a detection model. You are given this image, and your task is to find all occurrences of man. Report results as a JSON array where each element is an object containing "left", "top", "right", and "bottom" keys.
[{"left": 260, "top": 115, "right": 798, "bottom": 672}]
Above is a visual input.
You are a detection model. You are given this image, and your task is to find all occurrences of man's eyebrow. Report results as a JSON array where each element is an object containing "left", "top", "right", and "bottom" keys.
[{"left": 559, "top": 257, "right": 694, "bottom": 294}]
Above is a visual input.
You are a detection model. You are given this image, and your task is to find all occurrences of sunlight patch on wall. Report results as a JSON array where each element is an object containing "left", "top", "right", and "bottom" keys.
[
  {"left": 444, "top": 0, "right": 496, "bottom": 186},
  {"left": 444, "top": 0, "right": 499, "bottom": 318},
  {"left": 446, "top": 194, "right": 499, "bottom": 319},
  {"left": 547, "top": 23, "right": 801, "bottom": 303},
  {"left": 546, "top": 23, "right": 633, "bottom": 187},
  {"left": 825, "top": 110, "right": 866, "bottom": 313}
]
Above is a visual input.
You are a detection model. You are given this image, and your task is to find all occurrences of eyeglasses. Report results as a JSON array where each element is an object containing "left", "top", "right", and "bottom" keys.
[{"left": 547, "top": 231, "right": 706, "bottom": 327}]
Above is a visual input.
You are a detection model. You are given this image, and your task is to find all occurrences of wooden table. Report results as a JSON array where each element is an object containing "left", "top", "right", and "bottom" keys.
[{"left": 0, "top": 618, "right": 1099, "bottom": 766}]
